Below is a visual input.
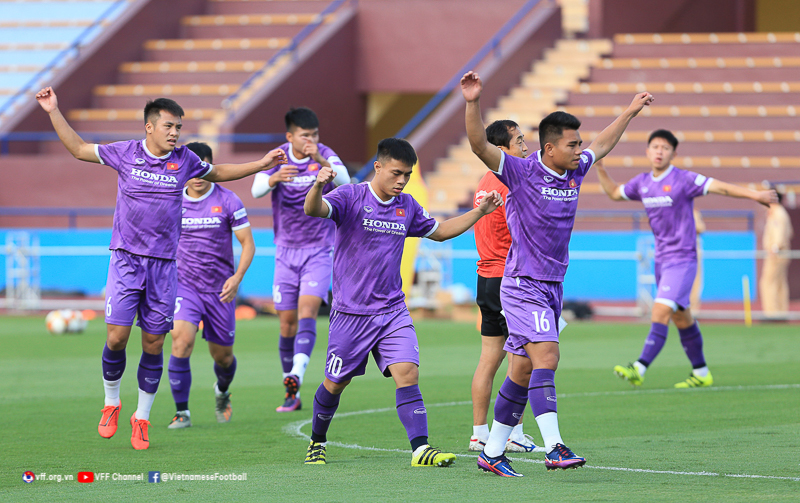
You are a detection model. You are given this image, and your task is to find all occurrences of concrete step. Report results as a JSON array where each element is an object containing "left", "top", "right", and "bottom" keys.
[
  {"left": 207, "top": 0, "right": 329, "bottom": 15},
  {"left": 180, "top": 13, "right": 332, "bottom": 39},
  {"left": 117, "top": 60, "right": 265, "bottom": 85},
  {"left": 142, "top": 37, "right": 288, "bottom": 61},
  {"left": 589, "top": 66, "right": 800, "bottom": 82}
]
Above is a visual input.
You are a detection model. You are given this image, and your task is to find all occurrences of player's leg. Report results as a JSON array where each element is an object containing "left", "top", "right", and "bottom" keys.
[
  {"left": 99, "top": 250, "right": 142, "bottom": 439},
  {"left": 672, "top": 308, "right": 713, "bottom": 388},
  {"left": 200, "top": 289, "right": 238, "bottom": 422},
  {"left": 167, "top": 320, "right": 197, "bottom": 429},
  {"left": 374, "top": 309, "right": 455, "bottom": 467},
  {"left": 306, "top": 309, "right": 371, "bottom": 465},
  {"left": 273, "top": 247, "right": 301, "bottom": 409},
  {"left": 470, "top": 335, "right": 506, "bottom": 450},
  {"left": 129, "top": 257, "right": 177, "bottom": 450}
]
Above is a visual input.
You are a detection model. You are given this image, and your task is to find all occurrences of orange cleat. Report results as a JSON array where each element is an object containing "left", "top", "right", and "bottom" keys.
[
  {"left": 130, "top": 413, "right": 150, "bottom": 450},
  {"left": 98, "top": 400, "right": 121, "bottom": 438}
]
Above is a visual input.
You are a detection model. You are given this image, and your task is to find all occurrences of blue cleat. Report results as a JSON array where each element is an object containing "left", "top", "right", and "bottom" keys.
[
  {"left": 545, "top": 443, "right": 586, "bottom": 470},
  {"left": 477, "top": 451, "right": 523, "bottom": 477}
]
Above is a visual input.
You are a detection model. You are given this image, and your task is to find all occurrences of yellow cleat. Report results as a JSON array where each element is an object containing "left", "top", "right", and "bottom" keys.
[
  {"left": 614, "top": 363, "right": 644, "bottom": 386},
  {"left": 305, "top": 441, "right": 326, "bottom": 464},
  {"left": 411, "top": 445, "right": 456, "bottom": 467},
  {"left": 675, "top": 371, "right": 713, "bottom": 388}
]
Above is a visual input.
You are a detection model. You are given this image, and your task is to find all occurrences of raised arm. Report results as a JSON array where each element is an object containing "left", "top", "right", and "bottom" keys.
[
  {"left": 428, "top": 190, "right": 503, "bottom": 242},
  {"left": 588, "top": 92, "right": 654, "bottom": 161},
  {"left": 304, "top": 166, "right": 336, "bottom": 218},
  {"left": 205, "top": 149, "right": 287, "bottom": 183},
  {"left": 461, "top": 72, "right": 502, "bottom": 172},
  {"left": 707, "top": 180, "right": 777, "bottom": 207},
  {"left": 220, "top": 225, "right": 256, "bottom": 303},
  {"left": 36, "top": 87, "right": 99, "bottom": 163},
  {"left": 594, "top": 162, "right": 625, "bottom": 201}
]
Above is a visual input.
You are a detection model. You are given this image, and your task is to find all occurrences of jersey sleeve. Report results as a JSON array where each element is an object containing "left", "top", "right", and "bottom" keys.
[
  {"left": 494, "top": 151, "right": 527, "bottom": 189},
  {"left": 95, "top": 140, "right": 132, "bottom": 171},
  {"left": 182, "top": 149, "right": 213, "bottom": 180},
  {"left": 226, "top": 191, "right": 250, "bottom": 231},
  {"left": 683, "top": 171, "right": 714, "bottom": 199},
  {"left": 619, "top": 175, "right": 642, "bottom": 201},
  {"left": 407, "top": 196, "right": 439, "bottom": 238},
  {"left": 576, "top": 149, "right": 597, "bottom": 177},
  {"left": 321, "top": 183, "right": 354, "bottom": 225}
]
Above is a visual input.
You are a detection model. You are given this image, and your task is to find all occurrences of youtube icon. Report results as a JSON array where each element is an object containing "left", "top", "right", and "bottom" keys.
[{"left": 78, "top": 472, "right": 94, "bottom": 483}]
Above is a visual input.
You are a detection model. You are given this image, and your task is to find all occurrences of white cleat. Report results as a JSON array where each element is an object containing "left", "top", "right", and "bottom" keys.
[
  {"left": 468, "top": 436, "right": 487, "bottom": 452},
  {"left": 506, "top": 433, "right": 546, "bottom": 453}
]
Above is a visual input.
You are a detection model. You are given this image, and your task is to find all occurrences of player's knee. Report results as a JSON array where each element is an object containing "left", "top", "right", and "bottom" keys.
[{"left": 324, "top": 378, "right": 348, "bottom": 394}]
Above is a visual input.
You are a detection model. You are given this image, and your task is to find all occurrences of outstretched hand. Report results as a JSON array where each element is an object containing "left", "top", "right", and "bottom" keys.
[
  {"left": 262, "top": 148, "right": 288, "bottom": 170},
  {"left": 477, "top": 190, "right": 503, "bottom": 215},
  {"left": 758, "top": 189, "right": 779, "bottom": 207},
  {"left": 35, "top": 86, "right": 58, "bottom": 113},
  {"left": 627, "top": 92, "right": 655, "bottom": 117},
  {"left": 316, "top": 166, "right": 335, "bottom": 186},
  {"left": 460, "top": 71, "right": 483, "bottom": 102}
]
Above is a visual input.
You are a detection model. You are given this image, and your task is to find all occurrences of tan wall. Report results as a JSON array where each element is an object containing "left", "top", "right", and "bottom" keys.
[{"left": 756, "top": 0, "right": 800, "bottom": 31}]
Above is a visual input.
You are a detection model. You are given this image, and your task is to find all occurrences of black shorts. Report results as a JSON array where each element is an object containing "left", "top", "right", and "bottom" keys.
[{"left": 476, "top": 275, "right": 508, "bottom": 337}]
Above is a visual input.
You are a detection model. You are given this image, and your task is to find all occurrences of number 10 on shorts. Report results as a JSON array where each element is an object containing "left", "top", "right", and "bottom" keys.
[
  {"left": 531, "top": 310, "right": 551, "bottom": 333},
  {"left": 327, "top": 353, "right": 343, "bottom": 377}
]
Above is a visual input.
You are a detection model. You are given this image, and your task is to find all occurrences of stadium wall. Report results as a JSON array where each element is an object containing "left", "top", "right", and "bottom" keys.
[{"left": 0, "top": 229, "right": 757, "bottom": 302}]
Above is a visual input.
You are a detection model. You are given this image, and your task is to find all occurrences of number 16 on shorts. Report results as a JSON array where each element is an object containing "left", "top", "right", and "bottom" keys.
[{"left": 531, "top": 309, "right": 553, "bottom": 334}]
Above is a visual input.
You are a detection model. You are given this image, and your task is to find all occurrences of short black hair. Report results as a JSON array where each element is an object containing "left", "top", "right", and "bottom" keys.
[
  {"left": 486, "top": 120, "right": 520, "bottom": 149},
  {"left": 648, "top": 129, "right": 679, "bottom": 149},
  {"left": 538, "top": 111, "right": 581, "bottom": 150},
  {"left": 376, "top": 138, "right": 417, "bottom": 168},
  {"left": 143, "top": 98, "right": 184, "bottom": 125},
  {"left": 285, "top": 107, "right": 319, "bottom": 132},
  {"left": 185, "top": 142, "right": 213, "bottom": 163}
]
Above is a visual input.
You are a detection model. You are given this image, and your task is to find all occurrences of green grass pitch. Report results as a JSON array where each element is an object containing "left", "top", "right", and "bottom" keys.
[{"left": 2, "top": 315, "right": 798, "bottom": 501}]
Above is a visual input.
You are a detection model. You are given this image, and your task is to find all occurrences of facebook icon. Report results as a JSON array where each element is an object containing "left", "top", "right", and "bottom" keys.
[{"left": 148, "top": 471, "right": 160, "bottom": 483}]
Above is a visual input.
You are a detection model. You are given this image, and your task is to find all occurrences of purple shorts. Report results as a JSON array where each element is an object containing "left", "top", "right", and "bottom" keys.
[
  {"left": 654, "top": 260, "right": 697, "bottom": 311},
  {"left": 104, "top": 249, "right": 177, "bottom": 335},
  {"left": 325, "top": 307, "right": 419, "bottom": 383},
  {"left": 273, "top": 245, "right": 332, "bottom": 311},
  {"left": 174, "top": 283, "right": 236, "bottom": 347},
  {"left": 500, "top": 276, "right": 563, "bottom": 356}
]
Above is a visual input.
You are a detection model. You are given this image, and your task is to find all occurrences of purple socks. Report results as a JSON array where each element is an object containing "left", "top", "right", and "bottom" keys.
[
  {"left": 138, "top": 351, "right": 163, "bottom": 394},
  {"left": 214, "top": 357, "right": 237, "bottom": 393},
  {"left": 494, "top": 377, "right": 528, "bottom": 426},
  {"left": 279, "top": 336, "right": 295, "bottom": 374},
  {"left": 295, "top": 318, "right": 317, "bottom": 358},
  {"left": 102, "top": 345, "right": 126, "bottom": 381},
  {"left": 529, "top": 368, "right": 557, "bottom": 416},
  {"left": 638, "top": 322, "right": 669, "bottom": 367},
  {"left": 168, "top": 355, "right": 191, "bottom": 410},
  {"left": 311, "top": 384, "right": 341, "bottom": 443},
  {"left": 396, "top": 385, "right": 429, "bottom": 450},
  {"left": 679, "top": 322, "right": 706, "bottom": 368}
]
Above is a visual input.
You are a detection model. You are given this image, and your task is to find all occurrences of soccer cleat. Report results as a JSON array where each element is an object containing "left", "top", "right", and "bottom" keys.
[
  {"left": 468, "top": 435, "right": 486, "bottom": 452},
  {"left": 283, "top": 374, "right": 300, "bottom": 395},
  {"left": 276, "top": 394, "right": 302, "bottom": 412},
  {"left": 411, "top": 445, "right": 456, "bottom": 467},
  {"left": 477, "top": 451, "right": 523, "bottom": 477},
  {"left": 214, "top": 385, "right": 232, "bottom": 423},
  {"left": 130, "top": 413, "right": 150, "bottom": 450},
  {"left": 674, "top": 370, "right": 713, "bottom": 388},
  {"left": 167, "top": 411, "right": 192, "bottom": 429},
  {"left": 614, "top": 363, "right": 644, "bottom": 386},
  {"left": 305, "top": 441, "right": 326, "bottom": 464},
  {"left": 98, "top": 400, "right": 121, "bottom": 438},
  {"left": 545, "top": 443, "right": 586, "bottom": 470},
  {"left": 506, "top": 433, "right": 543, "bottom": 453}
]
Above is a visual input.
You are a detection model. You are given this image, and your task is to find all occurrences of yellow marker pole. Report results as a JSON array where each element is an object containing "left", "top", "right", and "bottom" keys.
[
  {"left": 400, "top": 161, "right": 428, "bottom": 299},
  {"left": 742, "top": 275, "right": 752, "bottom": 327}
]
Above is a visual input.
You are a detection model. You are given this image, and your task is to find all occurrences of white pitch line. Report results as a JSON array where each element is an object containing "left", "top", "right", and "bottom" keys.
[{"left": 283, "top": 383, "right": 800, "bottom": 482}]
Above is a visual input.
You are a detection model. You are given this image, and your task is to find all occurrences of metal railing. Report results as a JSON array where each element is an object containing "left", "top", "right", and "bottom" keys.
[
  {"left": 0, "top": 132, "right": 287, "bottom": 155},
  {"left": 352, "top": 0, "right": 545, "bottom": 181},
  {"left": 221, "top": 0, "right": 351, "bottom": 113},
  {"left": 0, "top": 0, "right": 128, "bottom": 126}
]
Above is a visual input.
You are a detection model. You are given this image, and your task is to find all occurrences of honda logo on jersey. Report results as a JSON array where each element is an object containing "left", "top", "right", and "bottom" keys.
[
  {"left": 396, "top": 208, "right": 405, "bottom": 217},
  {"left": 167, "top": 163, "right": 179, "bottom": 170}
]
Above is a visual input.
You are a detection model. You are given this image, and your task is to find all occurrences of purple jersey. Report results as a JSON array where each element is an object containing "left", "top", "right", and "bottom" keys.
[
  {"left": 96, "top": 139, "right": 213, "bottom": 260},
  {"left": 620, "top": 165, "right": 713, "bottom": 263},
  {"left": 177, "top": 184, "right": 250, "bottom": 293},
  {"left": 322, "top": 182, "right": 439, "bottom": 315},
  {"left": 262, "top": 142, "right": 344, "bottom": 248},
  {"left": 495, "top": 149, "right": 596, "bottom": 282}
]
